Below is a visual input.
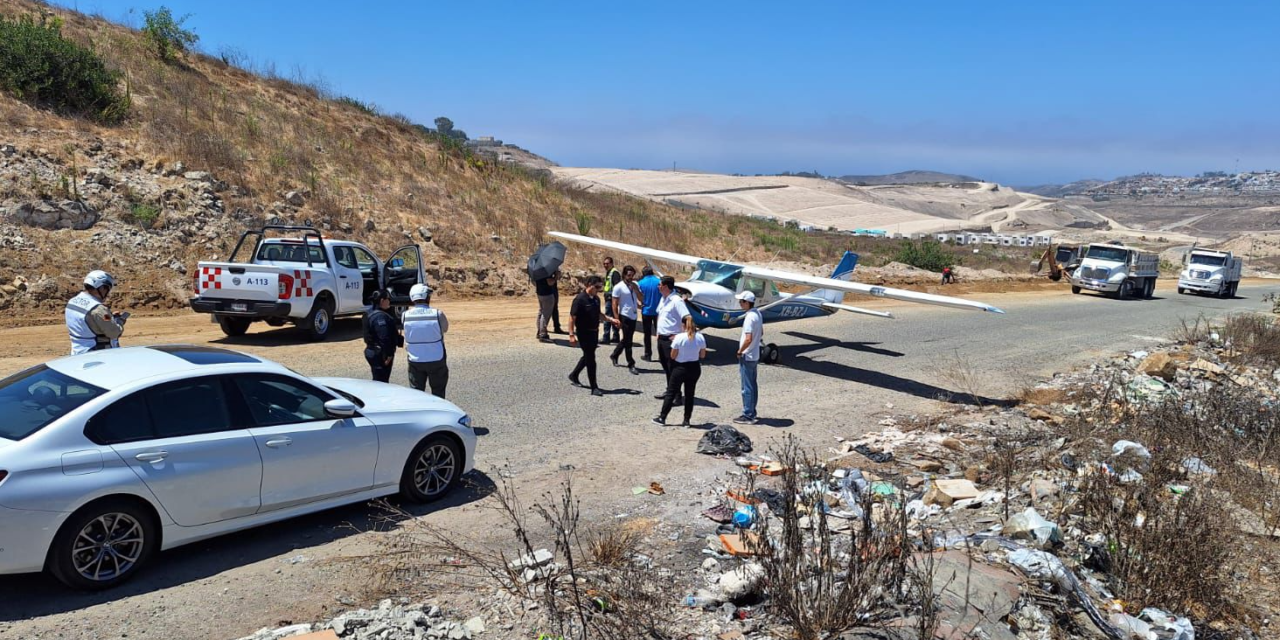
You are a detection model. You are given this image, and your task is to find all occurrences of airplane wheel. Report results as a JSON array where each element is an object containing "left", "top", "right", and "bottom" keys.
[{"left": 763, "top": 343, "right": 780, "bottom": 365}]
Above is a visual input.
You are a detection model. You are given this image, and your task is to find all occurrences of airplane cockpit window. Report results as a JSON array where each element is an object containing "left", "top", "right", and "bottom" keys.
[
  {"left": 693, "top": 262, "right": 742, "bottom": 291},
  {"left": 741, "top": 276, "right": 773, "bottom": 300}
]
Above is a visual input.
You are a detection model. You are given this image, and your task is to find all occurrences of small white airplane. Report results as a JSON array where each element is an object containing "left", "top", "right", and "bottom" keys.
[{"left": 550, "top": 232, "right": 1004, "bottom": 363}]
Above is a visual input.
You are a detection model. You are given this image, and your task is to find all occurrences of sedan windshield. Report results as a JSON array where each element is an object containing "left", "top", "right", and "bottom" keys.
[
  {"left": 1189, "top": 254, "right": 1227, "bottom": 267},
  {"left": 1085, "top": 246, "right": 1130, "bottom": 262},
  {"left": 0, "top": 365, "right": 105, "bottom": 440}
]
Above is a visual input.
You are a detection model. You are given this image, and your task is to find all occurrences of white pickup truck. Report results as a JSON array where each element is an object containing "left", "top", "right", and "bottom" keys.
[
  {"left": 1069, "top": 241, "right": 1160, "bottom": 299},
  {"left": 189, "top": 226, "right": 425, "bottom": 340},
  {"left": 1177, "top": 248, "right": 1243, "bottom": 298}
]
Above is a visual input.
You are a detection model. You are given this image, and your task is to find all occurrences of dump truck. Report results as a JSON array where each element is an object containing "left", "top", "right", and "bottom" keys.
[
  {"left": 1177, "top": 248, "right": 1243, "bottom": 298},
  {"left": 1069, "top": 242, "right": 1160, "bottom": 299}
]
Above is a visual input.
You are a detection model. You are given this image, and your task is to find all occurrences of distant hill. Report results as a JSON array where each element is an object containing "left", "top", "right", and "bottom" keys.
[
  {"left": 837, "top": 170, "right": 981, "bottom": 185},
  {"left": 1019, "top": 179, "right": 1108, "bottom": 198}
]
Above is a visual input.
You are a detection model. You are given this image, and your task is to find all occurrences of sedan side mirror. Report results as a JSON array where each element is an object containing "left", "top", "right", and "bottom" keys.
[{"left": 324, "top": 398, "right": 358, "bottom": 418}]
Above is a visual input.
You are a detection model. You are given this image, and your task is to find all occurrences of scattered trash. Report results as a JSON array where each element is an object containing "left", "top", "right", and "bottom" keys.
[
  {"left": 732, "top": 506, "right": 757, "bottom": 529},
  {"left": 631, "top": 486, "right": 648, "bottom": 495},
  {"left": 1004, "top": 507, "right": 1062, "bottom": 548},
  {"left": 702, "top": 505, "right": 734, "bottom": 523},
  {"left": 648, "top": 482, "right": 665, "bottom": 495},
  {"left": 697, "top": 425, "right": 754, "bottom": 456},
  {"left": 718, "top": 532, "right": 759, "bottom": 557},
  {"left": 1140, "top": 608, "right": 1195, "bottom": 640},
  {"left": 718, "top": 562, "right": 765, "bottom": 601},
  {"left": 1111, "top": 440, "right": 1151, "bottom": 461},
  {"left": 853, "top": 444, "right": 894, "bottom": 464},
  {"left": 1182, "top": 457, "right": 1216, "bottom": 476},
  {"left": 1109, "top": 612, "right": 1156, "bottom": 640},
  {"left": 759, "top": 461, "right": 789, "bottom": 476}
]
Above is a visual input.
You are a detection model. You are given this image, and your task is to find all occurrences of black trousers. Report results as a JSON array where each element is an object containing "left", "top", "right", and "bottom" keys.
[
  {"left": 408, "top": 360, "right": 449, "bottom": 398},
  {"left": 641, "top": 314, "right": 657, "bottom": 358},
  {"left": 551, "top": 291, "right": 563, "bottom": 331},
  {"left": 657, "top": 335, "right": 675, "bottom": 381},
  {"left": 610, "top": 316, "right": 637, "bottom": 367},
  {"left": 570, "top": 338, "right": 599, "bottom": 389},
  {"left": 660, "top": 361, "right": 701, "bottom": 423},
  {"left": 366, "top": 354, "right": 393, "bottom": 383}
]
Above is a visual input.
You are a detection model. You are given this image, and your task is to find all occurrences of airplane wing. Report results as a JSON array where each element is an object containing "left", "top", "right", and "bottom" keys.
[
  {"left": 821, "top": 302, "right": 894, "bottom": 319},
  {"left": 548, "top": 232, "right": 702, "bottom": 268},
  {"left": 742, "top": 265, "right": 1005, "bottom": 314}
]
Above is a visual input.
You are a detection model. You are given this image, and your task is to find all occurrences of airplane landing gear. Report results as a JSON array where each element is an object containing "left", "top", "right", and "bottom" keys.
[{"left": 763, "top": 343, "right": 781, "bottom": 365}]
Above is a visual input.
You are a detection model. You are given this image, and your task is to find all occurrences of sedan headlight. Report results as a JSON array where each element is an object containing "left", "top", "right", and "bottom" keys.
[{"left": 458, "top": 414, "right": 473, "bottom": 429}]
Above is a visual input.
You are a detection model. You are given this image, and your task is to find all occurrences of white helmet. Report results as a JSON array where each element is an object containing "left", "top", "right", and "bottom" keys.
[
  {"left": 84, "top": 270, "right": 116, "bottom": 289},
  {"left": 409, "top": 283, "right": 432, "bottom": 302}
]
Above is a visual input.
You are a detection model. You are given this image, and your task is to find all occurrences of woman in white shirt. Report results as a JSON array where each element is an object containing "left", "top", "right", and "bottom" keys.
[{"left": 653, "top": 316, "right": 706, "bottom": 427}]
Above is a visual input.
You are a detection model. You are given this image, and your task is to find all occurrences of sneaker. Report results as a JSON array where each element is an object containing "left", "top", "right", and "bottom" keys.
[
  {"left": 651, "top": 417, "right": 665, "bottom": 426},
  {"left": 538, "top": 336, "right": 552, "bottom": 343},
  {"left": 610, "top": 356, "right": 621, "bottom": 368},
  {"left": 591, "top": 388, "right": 604, "bottom": 397},
  {"left": 680, "top": 421, "right": 692, "bottom": 428},
  {"left": 629, "top": 366, "right": 640, "bottom": 375},
  {"left": 568, "top": 376, "right": 585, "bottom": 388},
  {"left": 732, "top": 416, "right": 758, "bottom": 425},
  {"left": 653, "top": 393, "right": 667, "bottom": 400}
]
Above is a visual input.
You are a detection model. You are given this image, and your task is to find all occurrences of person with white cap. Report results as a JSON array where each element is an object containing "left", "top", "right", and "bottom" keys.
[
  {"left": 733, "top": 290, "right": 763, "bottom": 425},
  {"left": 403, "top": 283, "right": 450, "bottom": 398},
  {"left": 65, "top": 270, "right": 129, "bottom": 355}
]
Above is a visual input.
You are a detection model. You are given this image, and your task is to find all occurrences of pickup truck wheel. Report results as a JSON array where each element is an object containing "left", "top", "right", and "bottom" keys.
[
  {"left": 304, "top": 297, "right": 334, "bottom": 341},
  {"left": 217, "top": 316, "right": 251, "bottom": 337},
  {"left": 1177, "top": 287, "right": 1185, "bottom": 295},
  {"left": 1071, "top": 286, "right": 1081, "bottom": 295}
]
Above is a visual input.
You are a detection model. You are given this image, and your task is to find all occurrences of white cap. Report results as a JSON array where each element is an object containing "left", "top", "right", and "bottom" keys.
[
  {"left": 84, "top": 270, "right": 116, "bottom": 289},
  {"left": 735, "top": 291, "right": 756, "bottom": 302},
  {"left": 409, "top": 283, "right": 432, "bottom": 301}
]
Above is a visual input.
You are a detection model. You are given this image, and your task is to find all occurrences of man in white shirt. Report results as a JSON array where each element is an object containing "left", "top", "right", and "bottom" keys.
[
  {"left": 653, "top": 276, "right": 690, "bottom": 400},
  {"left": 609, "top": 265, "right": 643, "bottom": 374},
  {"left": 733, "top": 291, "right": 763, "bottom": 424}
]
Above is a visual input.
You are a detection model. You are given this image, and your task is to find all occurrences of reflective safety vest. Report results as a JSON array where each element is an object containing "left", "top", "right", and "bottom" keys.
[
  {"left": 65, "top": 292, "right": 110, "bottom": 355},
  {"left": 603, "top": 267, "right": 620, "bottom": 296},
  {"left": 403, "top": 305, "right": 445, "bottom": 363}
]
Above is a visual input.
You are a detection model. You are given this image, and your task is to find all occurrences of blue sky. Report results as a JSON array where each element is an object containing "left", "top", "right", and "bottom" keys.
[{"left": 67, "top": 0, "right": 1280, "bottom": 184}]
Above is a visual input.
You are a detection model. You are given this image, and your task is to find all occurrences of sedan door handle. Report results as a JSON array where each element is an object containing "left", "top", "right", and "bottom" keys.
[
  {"left": 264, "top": 437, "right": 293, "bottom": 448},
  {"left": 134, "top": 451, "right": 168, "bottom": 463}
]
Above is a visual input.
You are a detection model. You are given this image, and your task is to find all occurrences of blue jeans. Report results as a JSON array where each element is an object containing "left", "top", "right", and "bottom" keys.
[{"left": 739, "top": 359, "right": 759, "bottom": 419}]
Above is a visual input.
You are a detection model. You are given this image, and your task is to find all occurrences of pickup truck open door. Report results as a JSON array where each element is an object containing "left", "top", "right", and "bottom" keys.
[{"left": 382, "top": 245, "right": 426, "bottom": 308}]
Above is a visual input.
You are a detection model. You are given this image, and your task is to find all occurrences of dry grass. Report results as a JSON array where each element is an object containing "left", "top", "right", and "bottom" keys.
[{"left": 1219, "top": 313, "right": 1280, "bottom": 368}]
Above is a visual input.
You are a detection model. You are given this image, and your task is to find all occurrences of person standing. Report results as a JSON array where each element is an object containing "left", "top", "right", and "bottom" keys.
[
  {"left": 733, "top": 291, "right": 763, "bottom": 425},
  {"left": 569, "top": 276, "right": 618, "bottom": 396},
  {"left": 653, "top": 316, "right": 706, "bottom": 427},
  {"left": 549, "top": 270, "right": 565, "bottom": 334},
  {"left": 362, "top": 290, "right": 402, "bottom": 383},
  {"left": 637, "top": 266, "right": 661, "bottom": 361},
  {"left": 403, "top": 283, "right": 450, "bottom": 398},
  {"left": 66, "top": 270, "right": 128, "bottom": 355},
  {"left": 609, "top": 265, "right": 643, "bottom": 375},
  {"left": 600, "top": 257, "right": 621, "bottom": 344},
  {"left": 535, "top": 271, "right": 558, "bottom": 343},
  {"left": 654, "top": 276, "right": 691, "bottom": 402}
]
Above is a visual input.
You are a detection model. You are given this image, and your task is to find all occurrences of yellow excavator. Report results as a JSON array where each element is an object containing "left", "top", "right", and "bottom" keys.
[{"left": 1032, "top": 244, "right": 1083, "bottom": 281}]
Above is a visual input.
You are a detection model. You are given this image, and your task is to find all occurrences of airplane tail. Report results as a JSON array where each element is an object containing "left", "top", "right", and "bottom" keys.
[{"left": 816, "top": 251, "right": 858, "bottom": 304}]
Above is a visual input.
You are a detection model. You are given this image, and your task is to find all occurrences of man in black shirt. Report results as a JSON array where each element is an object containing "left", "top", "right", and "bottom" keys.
[
  {"left": 569, "top": 275, "right": 618, "bottom": 396},
  {"left": 362, "top": 290, "right": 403, "bottom": 383}
]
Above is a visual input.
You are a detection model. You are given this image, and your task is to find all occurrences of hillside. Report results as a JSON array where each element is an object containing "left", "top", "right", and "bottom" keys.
[
  {"left": 837, "top": 169, "right": 980, "bottom": 185},
  {"left": 1018, "top": 179, "right": 1107, "bottom": 197},
  {"left": 0, "top": 1, "right": 893, "bottom": 318},
  {"left": 553, "top": 167, "right": 1112, "bottom": 235}
]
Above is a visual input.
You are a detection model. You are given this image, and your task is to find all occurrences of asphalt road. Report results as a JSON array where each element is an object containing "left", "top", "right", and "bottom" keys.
[{"left": 1, "top": 281, "right": 1277, "bottom": 639}]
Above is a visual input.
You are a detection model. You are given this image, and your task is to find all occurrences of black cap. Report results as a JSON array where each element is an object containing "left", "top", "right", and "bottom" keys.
[{"left": 367, "top": 289, "right": 390, "bottom": 304}]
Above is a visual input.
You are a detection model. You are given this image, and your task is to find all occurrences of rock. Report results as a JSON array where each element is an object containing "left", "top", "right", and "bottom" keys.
[
  {"left": 84, "top": 167, "right": 112, "bottom": 186},
  {"left": 509, "top": 548, "right": 553, "bottom": 570},
  {"left": 183, "top": 170, "right": 213, "bottom": 183},
  {"left": 1138, "top": 351, "right": 1187, "bottom": 381},
  {"left": 718, "top": 562, "right": 765, "bottom": 601},
  {"left": 702, "top": 558, "right": 721, "bottom": 572},
  {"left": 924, "top": 479, "right": 980, "bottom": 508},
  {"left": 0, "top": 143, "right": 15, "bottom": 156},
  {"left": 1188, "top": 358, "right": 1225, "bottom": 376},
  {"left": 418, "top": 226, "right": 433, "bottom": 242},
  {"left": 1027, "top": 408, "right": 1053, "bottom": 421},
  {"left": 1029, "top": 478, "right": 1059, "bottom": 502},
  {"left": 364, "top": 218, "right": 376, "bottom": 232},
  {"left": 462, "top": 616, "right": 485, "bottom": 634},
  {"left": 11, "top": 200, "right": 98, "bottom": 230},
  {"left": 909, "top": 458, "right": 943, "bottom": 472},
  {"left": 284, "top": 190, "right": 305, "bottom": 206},
  {"left": 939, "top": 436, "right": 965, "bottom": 451}
]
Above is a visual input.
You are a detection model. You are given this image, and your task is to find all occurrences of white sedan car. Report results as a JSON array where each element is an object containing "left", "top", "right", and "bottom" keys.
[{"left": 0, "top": 345, "right": 476, "bottom": 589}]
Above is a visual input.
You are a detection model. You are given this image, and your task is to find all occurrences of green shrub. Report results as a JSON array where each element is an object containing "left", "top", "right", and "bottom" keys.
[
  {"left": 894, "top": 239, "right": 955, "bottom": 272},
  {"left": 0, "top": 14, "right": 129, "bottom": 122},
  {"left": 142, "top": 6, "right": 198, "bottom": 62},
  {"left": 335, "top": 95, "right": 378, "bottom": 115},
  {"left": 125, "top": 203, "right": 160, "bottom": 228}
]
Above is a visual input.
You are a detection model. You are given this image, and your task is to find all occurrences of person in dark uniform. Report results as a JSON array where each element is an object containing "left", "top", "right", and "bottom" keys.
[
  {"left": 568, "top": 275, "right": 618, "bottom": 397},
  {"left": 362, "top": 290, "right": 403, "bottom": 383}
]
